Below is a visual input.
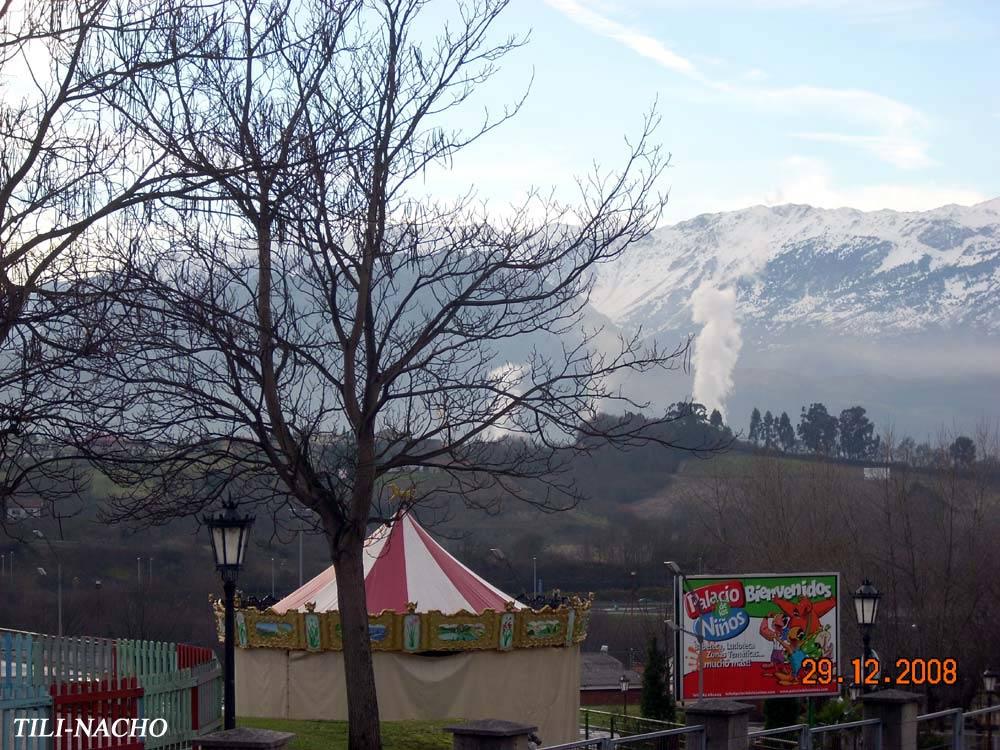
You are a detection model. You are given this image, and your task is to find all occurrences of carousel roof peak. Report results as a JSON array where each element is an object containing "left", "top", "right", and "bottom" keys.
[{"left": 272, "top": 510, "right": 524, "bottom": 615}]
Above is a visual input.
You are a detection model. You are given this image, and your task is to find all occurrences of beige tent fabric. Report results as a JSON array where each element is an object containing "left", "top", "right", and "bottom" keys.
[
  {"left": 236, "top": 647, "right": 289, "bottom": 717},
  {"left": 237, "top": 646, "right": 580, "bottom": 744}
]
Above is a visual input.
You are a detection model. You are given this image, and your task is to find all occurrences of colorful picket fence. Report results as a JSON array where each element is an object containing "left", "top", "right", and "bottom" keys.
[{"left": 0, "top": 630, "right": 222, "bottom": 750}]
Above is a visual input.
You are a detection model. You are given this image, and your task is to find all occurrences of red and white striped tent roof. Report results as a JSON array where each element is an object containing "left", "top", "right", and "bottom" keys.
[{"left": 272, "top": 512, "right": 524, "bottom": 615}]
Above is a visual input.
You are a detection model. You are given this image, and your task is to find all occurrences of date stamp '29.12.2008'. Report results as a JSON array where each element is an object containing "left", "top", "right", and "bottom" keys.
[{"left": 801, "top": 657, "right": 958, "bottom": 688}]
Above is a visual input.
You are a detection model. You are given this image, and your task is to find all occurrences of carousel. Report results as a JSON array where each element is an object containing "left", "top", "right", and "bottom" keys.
[{"left": 215, "top": 510, "right": 591, "bottom": 743}]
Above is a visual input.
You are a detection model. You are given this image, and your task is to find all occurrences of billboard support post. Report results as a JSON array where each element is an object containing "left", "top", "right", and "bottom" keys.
[{"left": 666, "top": 618, "right": 706, "bottom": 701}]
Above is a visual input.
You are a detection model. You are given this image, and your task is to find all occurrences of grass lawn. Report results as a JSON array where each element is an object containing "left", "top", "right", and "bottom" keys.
[{"left": 240, "top": 717, "right": 455, "bottom": 750}]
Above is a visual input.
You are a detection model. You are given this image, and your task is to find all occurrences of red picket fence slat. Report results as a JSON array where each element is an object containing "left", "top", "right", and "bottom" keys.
[
  {"left": 176, "top": 645, "right": 213, "bottom": 669},
  {"left": 50, "top": 676, "right": 145, "bottom": 750}
]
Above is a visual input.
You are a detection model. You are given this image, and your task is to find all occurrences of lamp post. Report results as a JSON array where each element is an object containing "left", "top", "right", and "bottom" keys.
[
  {"left": 984, "top": 669, "right": 998, "bottom": 750},
  {"left": 32, "top": 530, "right": 61, "bottom": 636},
  {"left": 204, "top": 501, "right": 255, "bottom": 730},
  {"left": 532, "top": 556, "right": 537, "bottom": 596},
  {"left": 666, "top": 560, "right": 704, "bottom": 701},
  {"left": 852, "top": 579, "right": 881, "bottom": 693},
  {"left": 620, "top": 674, "right": 630, "bottom": 717}
]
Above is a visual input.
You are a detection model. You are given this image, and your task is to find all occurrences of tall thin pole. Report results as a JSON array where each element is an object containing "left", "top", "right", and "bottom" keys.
[
  {"left": 137, "top": 557, "right": 141, "bottom": 587},
  {"left": 671, "top": 570, "right": 678, "bottom": 700},
  {"left": 532, "top": 556, "right": 537, "bottom": 595},
  {"left": 987, "top": 688, "right": 994, "bottom": 750},
  {"left": 57, "top": 562, "right": 63, "bottom": 637},
  {"left": 271, "top": 557, "right": 275, "bottom": 597},
  {"left": 697, "top": 632, "right": 704, "bottom": 700},
  {"left": 298, "top": 529, "right": 303, "bottom": 587},
  {"left": 149, "top": 557, "right": 153, "bottom": 585},
  {"left": 223, "top": 579, "right": 236, "bottom": 729},
  {"left": 862, "top": 629, "right": 873, "bottom": 693}
]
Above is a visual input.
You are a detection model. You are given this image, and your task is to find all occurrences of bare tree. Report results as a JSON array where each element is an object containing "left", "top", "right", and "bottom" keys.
[
  {"left": 68, "top": 1, "right": 705, "bottom": 746},
  {"left": 0, "top": 0, "right": 212, "bottom": 535}
]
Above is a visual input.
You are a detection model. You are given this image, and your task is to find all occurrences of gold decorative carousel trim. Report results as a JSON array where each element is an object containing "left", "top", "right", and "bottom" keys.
[{"left": 212, "top": 597, "right": 593, "bottom": 653}]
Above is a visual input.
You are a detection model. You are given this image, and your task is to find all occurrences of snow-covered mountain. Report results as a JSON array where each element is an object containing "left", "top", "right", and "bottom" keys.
[
  {"left": 591, "top": 198, "right": 1000, "bottom": 337},
  {"left": 590, "top": 198, "right": 1000, "bottom": 438}
]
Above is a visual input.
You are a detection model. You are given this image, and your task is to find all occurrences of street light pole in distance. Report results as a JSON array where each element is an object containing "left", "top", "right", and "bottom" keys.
[{"left": 33, "top": 530, "right": 62, "bottom": 636}]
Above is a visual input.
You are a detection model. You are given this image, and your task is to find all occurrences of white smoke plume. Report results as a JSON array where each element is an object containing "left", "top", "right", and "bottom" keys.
[{"left": 690, "top": 283, "right": 742, "bottom": 419}]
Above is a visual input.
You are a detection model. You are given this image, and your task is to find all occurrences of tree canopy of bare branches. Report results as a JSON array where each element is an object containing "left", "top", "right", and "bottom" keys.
[{"left": 61, "top": 1, "right": 709, "bottom": 746}]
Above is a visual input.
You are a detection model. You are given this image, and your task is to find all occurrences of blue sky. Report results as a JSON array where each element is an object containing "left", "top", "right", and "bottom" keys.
[{"left": 421, "top": 0, "right": 999, "bottom": 223}]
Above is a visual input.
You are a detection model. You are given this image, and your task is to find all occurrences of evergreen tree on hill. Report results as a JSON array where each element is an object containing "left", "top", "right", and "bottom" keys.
[
  {"left": 641, "top": 636, "right": 675, "bottom": 721},
  {"left": 710, "top": 409, "right": 723, "bottom": 429},
  {"left": 749, "top": 407, "right": 762, "bottom": 445},
  {"left": 838, "top": 406, "right": 877, "bottom": 460},
  {"left": 763, "top": 410, "right": 775, "bottom": 449},
  {"left": 798, "top": 403, "right": 838, "bottom": 454},
  {"left": 777, "top": 411, "right": 796, "bottom": 453},
  {"left": 950, "top": 436, "right": 976, "bottom": 467}
]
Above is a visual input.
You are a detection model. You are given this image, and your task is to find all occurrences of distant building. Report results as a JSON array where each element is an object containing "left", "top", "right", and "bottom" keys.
[
  {"left": 5, "top": 498, "right": 45, "bottom": 521},
  {"left": 580, "top": 651, "right": 642, "bottom": 706},
  {"left": 863, "top": 467, "right": 891, "bottom": 480}
]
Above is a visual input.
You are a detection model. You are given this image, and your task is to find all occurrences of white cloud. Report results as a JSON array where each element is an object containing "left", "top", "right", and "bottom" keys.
[
  {"left": 609, "top": 0, "right": 936, "bottom": 18},
  {"left": 544, "top": 0, "right": 698, "bottom": 76},
  {"left": 544, "top": 0, "right": 933, "bottom": 168},
  {"left": 661, "top": 156, "right": 988, "bottom": 220},
  {"left": 746, "top": 156, "right": 986, "bottom": 212},
  {"left": 792, "top": 132, "right": 932, "bottom": 169}
]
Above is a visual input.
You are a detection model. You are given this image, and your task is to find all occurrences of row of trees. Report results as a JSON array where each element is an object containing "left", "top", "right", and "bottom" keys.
[
  {"left": 748, "top": 403, "right": 881, "bottom": 460},
  {"left": 0, "top": 1, "right": 691, "bottom": 746},
  {"left": 747, "top": 403, "right": 991, "bottom": 469}
]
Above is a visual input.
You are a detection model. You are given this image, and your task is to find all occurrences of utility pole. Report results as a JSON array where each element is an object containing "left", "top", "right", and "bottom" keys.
[
  {"left": 298, "top": 528, "right": 303, "bottom": 587},
  {"left": 33, "top": 530, "right": 63, "bottom": 636}
]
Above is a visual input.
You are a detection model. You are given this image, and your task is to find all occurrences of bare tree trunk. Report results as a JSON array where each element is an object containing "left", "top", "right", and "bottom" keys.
[{"left": 330, "top": 525, "right": 381, "bottom": 750}]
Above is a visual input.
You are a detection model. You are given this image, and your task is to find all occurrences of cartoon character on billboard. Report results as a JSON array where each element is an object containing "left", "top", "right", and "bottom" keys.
[
  {"left": 760, "top": 596, "right": 836, "bottom": 685},
  {"left": 760, "top": 612, "right": 791, "bottom": 676}
]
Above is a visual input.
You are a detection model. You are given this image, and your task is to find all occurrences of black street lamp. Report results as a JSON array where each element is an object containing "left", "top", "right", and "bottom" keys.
[
  {"left": 620, "top": 674, "right": 630, "bottom": 717},
  {"left": 852, "top": 579, "right": 881, "bottom": 693},
  {"left": 205, "top": 501, "right": 255, "bottom": 730}
]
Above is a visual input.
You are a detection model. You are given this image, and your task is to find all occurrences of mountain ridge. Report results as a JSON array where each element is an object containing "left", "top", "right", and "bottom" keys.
[
  {"left": 589, "top": 196, "right": 1000, "bottom": 436},
  {"left": 590, "top": 196, "right": 1000, "bottom": 338}
]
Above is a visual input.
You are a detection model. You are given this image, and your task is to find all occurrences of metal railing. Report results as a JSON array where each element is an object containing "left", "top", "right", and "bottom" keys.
[
  {"left": 749, "top": 719, "right": 882, "bottom": 750},
  {"left": 542, "top": 723, "right": 706, "bottom": 750},
  {"left": 811, "top": 719, "right": 882, "bottom": 750},
  {"left": 580, "top": 709, "right": 683, "bottom": 741},
  {"left": 547, "top": 701, "right": 1000, "bottom": 750},
  {"left": 917, "top": 705, "right": 1000, "bottom": 750}
]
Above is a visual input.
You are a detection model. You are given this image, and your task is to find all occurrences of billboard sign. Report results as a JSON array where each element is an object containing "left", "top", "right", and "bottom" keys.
[{"left": 673, "top": 573, "right": 839, "bottom": 700}]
